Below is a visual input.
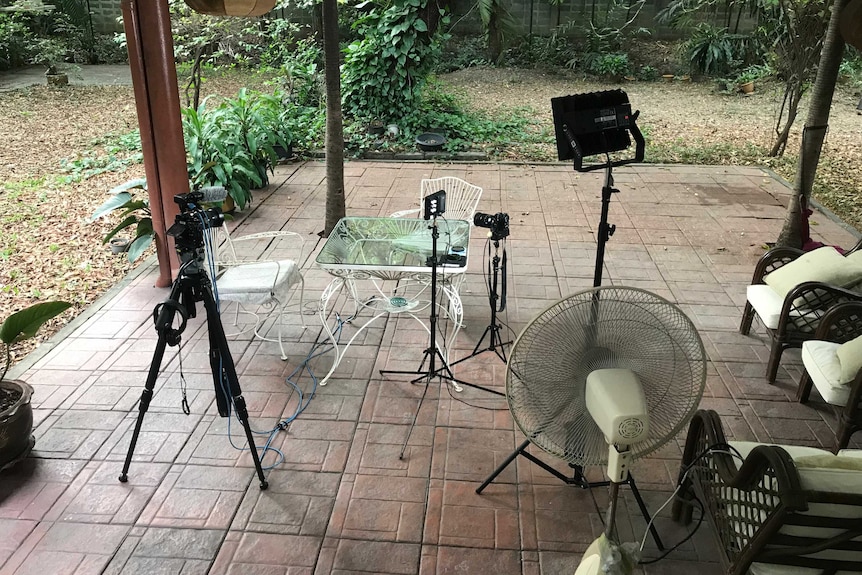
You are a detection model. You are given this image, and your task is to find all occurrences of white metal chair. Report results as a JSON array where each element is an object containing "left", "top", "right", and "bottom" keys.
[
  {"left": 206, "top": 224, "right": 306, "bottom": 360},
  {"left": 390, "top": 177, "right": 482, "bottom": 317},
  {"left": 390, "top": 176, "right": 483, "bottom": 223}
]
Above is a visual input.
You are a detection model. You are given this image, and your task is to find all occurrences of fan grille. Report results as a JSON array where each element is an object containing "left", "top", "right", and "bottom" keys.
[{"left": 506, "top": 287, "right": 706, "bottom": 467}]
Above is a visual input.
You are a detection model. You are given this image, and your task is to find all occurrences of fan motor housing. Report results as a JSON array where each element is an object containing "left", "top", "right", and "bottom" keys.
[{"left": 585, "top": 369, "right": 650, "bottom": 445}]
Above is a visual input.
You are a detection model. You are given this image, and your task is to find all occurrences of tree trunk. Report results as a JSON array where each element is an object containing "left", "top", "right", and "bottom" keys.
[
  {"left": 769, "top": 81, "right": 803, "bottom": 157},
  {"left": 776, "top": 0, "right": 848, "bottom": 248},
  {"left": 488, "top": 11, "right": 503, "bottom": 62},
  {"left": 322, "top": 0, "right": 345, "bottom": 238}
]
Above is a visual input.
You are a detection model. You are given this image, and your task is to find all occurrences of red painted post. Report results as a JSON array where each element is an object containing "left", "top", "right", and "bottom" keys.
[{"left": 121, "top": 0, "right": 188, "bottom": 287}]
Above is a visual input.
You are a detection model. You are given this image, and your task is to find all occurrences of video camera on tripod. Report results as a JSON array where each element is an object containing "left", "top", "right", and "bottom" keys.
[{"left": 167, "top": 187, "right": 228, "bottom": 266}]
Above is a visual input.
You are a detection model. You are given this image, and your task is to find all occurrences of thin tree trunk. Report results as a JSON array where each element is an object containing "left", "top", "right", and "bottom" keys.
[
  {"left": 322, "top": 0, "right": 345, "bottom": 238},
  {"left": 769, "top": 82, "right": 803, "bottom": 157},
  {"left": 777, "top": 0, "right": 848, "bottom": 247}
]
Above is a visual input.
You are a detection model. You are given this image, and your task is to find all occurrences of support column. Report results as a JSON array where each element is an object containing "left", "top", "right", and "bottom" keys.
[{"left": 122, "top": 0, "right": 188, "bottom": 286}]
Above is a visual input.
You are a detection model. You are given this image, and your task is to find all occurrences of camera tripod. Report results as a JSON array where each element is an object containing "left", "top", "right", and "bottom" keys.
[
  {"left": 118, "top": 252, "right": 269, "bottom": 490},
  {"left": 448, "top": 237, "right": 511, "bottom": 375}
]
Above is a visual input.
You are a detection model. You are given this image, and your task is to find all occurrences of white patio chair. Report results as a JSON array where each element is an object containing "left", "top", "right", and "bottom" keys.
[
  {"left": 390, "top": 176, "right": 483, "bottom": 223},
  {"left": 205, "top": 223, "right": 306, "bottom": 360}
]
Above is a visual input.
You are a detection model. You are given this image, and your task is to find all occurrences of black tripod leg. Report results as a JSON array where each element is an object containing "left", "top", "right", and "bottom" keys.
[
  {"left": 203, "top": 287, "right": 269, "bottom": 490},
  {"left": 476, "top": 439, "right": 530, "bottom": 494},
  {"left": 120, "top": 281, "right": 186, "bottom": 483},
  {"left": 119, "top": 335, "right": 169, "bottom": 483},
  {"left": 399, "top": 374, "right": 431, "bottom": 460},
  {"left": 628, "top": 475, "right": 664, "bottom": 550}
]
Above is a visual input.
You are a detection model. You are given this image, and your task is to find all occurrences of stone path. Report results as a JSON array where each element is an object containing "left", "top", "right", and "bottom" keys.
[{"left": 2, "top": 160, "right": 859, "bottom": 574}]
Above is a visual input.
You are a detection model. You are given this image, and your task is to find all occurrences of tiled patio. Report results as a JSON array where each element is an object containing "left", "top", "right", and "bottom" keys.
[{"left": 2, "top": 160, "right": 859, "bottom": 575}]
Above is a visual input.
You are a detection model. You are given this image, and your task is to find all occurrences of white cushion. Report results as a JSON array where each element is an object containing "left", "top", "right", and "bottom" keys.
[
  {"left": 747, "top": 284, "right": 785, "bottom": 329},
  {"left": 836, "top": 334, "right": 862, "bottom": 383},
  {"left": 837, "top": 449, "right": 862, "bottom": 458},
  {"left": 763, "top": 246, "right": 861, "bottom": 298},
  {"left": 216, "top": 260, "right": 300, "bottom": 305},
  {"left": 802, "top": 340, "right": 852, "bottom": 405}
]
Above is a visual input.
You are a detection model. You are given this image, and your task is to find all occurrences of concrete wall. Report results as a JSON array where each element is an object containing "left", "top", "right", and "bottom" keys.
[{"left": 88, "top": 0, "right": 754, "bottom": 39}]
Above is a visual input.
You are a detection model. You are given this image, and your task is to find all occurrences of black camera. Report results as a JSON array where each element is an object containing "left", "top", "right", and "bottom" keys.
[
  {"left": 473, "top": 211, "right": 510, "bottom": 240},
  {"left": 168, "top": 190, "right": 226, "bottom": 263}
]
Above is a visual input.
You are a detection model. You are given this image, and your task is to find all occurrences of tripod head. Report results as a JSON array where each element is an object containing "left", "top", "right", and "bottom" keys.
[{"left": 167, "top": 188, "right": 227, "bottom": 271}]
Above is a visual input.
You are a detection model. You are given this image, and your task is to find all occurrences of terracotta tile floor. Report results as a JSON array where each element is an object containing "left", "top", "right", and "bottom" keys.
[{"left": 3, "top": 161, "right": 859, "bottom": 574}]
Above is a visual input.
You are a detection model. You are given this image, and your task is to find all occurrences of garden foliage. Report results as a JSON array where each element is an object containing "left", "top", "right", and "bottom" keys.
[{"left": 341, "top": 0, "right": 449, "bottom": 123}]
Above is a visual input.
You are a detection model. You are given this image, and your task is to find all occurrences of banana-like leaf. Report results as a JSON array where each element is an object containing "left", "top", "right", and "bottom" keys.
[
  {"left": 127, "top": 234, "right": 153, "bottom": 263},
  {"left": 90, "top": 192, "right": 133, "bottom": 221},
  {"left": 1, "top": 301, "right": 72, "bottom": 345}
]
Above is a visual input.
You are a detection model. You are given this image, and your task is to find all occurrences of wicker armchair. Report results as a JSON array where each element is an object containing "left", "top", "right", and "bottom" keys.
[
  {"left": 673, "top": 409, "right": 862, "bottom": 575},
  {"left": 739, "top": 239, "right": 862, "bottom": 382},
  {"left": 797, "top": 301, "right": 862, "bottom": 451}
]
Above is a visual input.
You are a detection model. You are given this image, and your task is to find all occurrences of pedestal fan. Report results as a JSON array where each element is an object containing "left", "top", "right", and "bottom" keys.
[{"left": 503, "top": 287, "right": 706, "bottom": 574}]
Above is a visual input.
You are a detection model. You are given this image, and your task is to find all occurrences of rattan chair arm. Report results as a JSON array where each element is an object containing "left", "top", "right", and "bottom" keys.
[
  {"left": 776, "top": 282, "right": 862, "bottom": 335},
  {"left": 811, "top": 300, "right": 862, "bottom": 340},
  {"left": 751, "top": 247, "right": 805, "bottom": 284},
  {"left": 681, "top": 410, "right": 805, "bottom": 504}
]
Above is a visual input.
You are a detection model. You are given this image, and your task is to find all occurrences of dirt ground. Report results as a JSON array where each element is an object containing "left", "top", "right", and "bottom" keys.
[{"left": 1, "top": 66, "right": 860, "bottom": 365}]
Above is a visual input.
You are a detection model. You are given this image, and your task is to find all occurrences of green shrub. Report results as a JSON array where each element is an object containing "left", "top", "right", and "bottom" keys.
[
  {"left": 274, "top": 36, "right": 323, "bottom": 108},
  {"left": 589, "top": 53, "right": 630, "bottom": 79},
  {"left": 341, "top": 0, "right": 450, "bottom": 123},
  {"left": 0, "top": 14, "right": 37, "bottom": 70},
  {"left": 636, "top": 65, "right": 659, "bottom": 81},
  {"left": 183, "top": 89, "right": 291, "bottom": 210},
  {"left": 685, "top": 23, "right": 747, "bottom": 76}
]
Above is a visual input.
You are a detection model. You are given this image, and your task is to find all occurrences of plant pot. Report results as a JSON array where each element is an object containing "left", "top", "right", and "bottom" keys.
[
  {"left": 109, "top": 237, "right": 130, "bottom": 254},
  {"left": 662, "top": 74, "right": 675, "bottom": 83},
  {"left": 46, "top": 72, "right": 68, "bottom": 87},
  {"left": 273, "top": 143, "right": 293, "bottom": 160},
  {"left": 366, "top": 122, "right": 385, "bottom": 136},
  {"left": 416, "top": 132, "right": 447, "bottom": 152},
  {"left": 738, "top": 81, "right": 755, "bottom": 94},
  {"left": 222, "top": 195, "right": 236, "bottom": 214},
  {"left": 0, "top": 380, "right": 35, "bottom": 471}
]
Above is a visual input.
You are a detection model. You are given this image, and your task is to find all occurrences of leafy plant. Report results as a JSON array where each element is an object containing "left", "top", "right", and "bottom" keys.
[
  {"left": 1, "top": 301, "right": 71, "bottom": 382},
  {"left": 0, "top": 13, "right": 37, "bottom": 70},
  {"left": 183, "top": 89, "right": 290, "bottom": 210},
  {"left": 341, "top": 0, "right": 450, "bottom": 123},
  {"left": 89, "top": 178, "right": 154, "bottom": 262},
  {"left": 636, "top": 65, "right": 659, "bottom": 81},
  {"left": 685, "top": 23, "right": 751, "bottom": 76},
  {"left": 735, "top": 64, "right": 772, "bottom": 85},
  {"left": 589, "top": 53, "right": 630, "bottom": 79}
]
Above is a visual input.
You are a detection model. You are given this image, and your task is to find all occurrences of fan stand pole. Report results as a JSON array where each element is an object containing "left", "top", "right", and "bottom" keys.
[{"left": 475, "top": 440, "right": 665, "bottom": 550}]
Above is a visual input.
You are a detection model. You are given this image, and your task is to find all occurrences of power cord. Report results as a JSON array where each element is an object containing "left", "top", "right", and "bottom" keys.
[{"left": 637, "top": 443, "right": 743, "bottom": 564}]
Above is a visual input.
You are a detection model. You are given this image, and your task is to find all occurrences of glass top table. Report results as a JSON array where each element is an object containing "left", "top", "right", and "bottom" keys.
[
  {"left": 315, "top": 217, "right": 471, "bottom": 385},
  {"left": 316, "top": 216, "right": 471, "bottom": 281}
]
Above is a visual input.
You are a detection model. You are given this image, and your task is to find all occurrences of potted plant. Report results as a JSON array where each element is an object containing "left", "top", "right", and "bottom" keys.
[
  {"left": 183, "top": 90, "right": 296, "bottom": 208},
  {"left": 89, "top": 178, "right": 154, "bottom": 262},
  {"left": 32, "top": 38, "right": 71, "bottom": 87},
  {"left": 1, "top": 301, "right": 71, "bottom": 470},
  {"left": 735, "top": 65, "right": 770, "bottom": 94}
]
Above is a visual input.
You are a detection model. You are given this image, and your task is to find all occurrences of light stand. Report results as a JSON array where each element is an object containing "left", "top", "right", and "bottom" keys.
[
  {"left": 379, "top": 212, "right": 455, "bottom": 458},
  {"left": 119, "top": 195, "right": 269, "bottom": 490},
  {"left": 448, "top": 237, "right": 511, "bottom": 371},
  {"left": 475, "top": 90, "right": 661, "bottom": 548}
]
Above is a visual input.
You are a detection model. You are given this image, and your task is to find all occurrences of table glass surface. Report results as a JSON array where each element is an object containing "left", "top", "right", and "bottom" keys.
[{"left": 316, "top": 217, "right": 470, "bottom": 274}]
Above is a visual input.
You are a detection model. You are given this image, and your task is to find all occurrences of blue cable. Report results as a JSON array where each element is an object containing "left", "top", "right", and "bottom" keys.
[{"left": 195, "top": 213, "right": 355, "bottom": 470}]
